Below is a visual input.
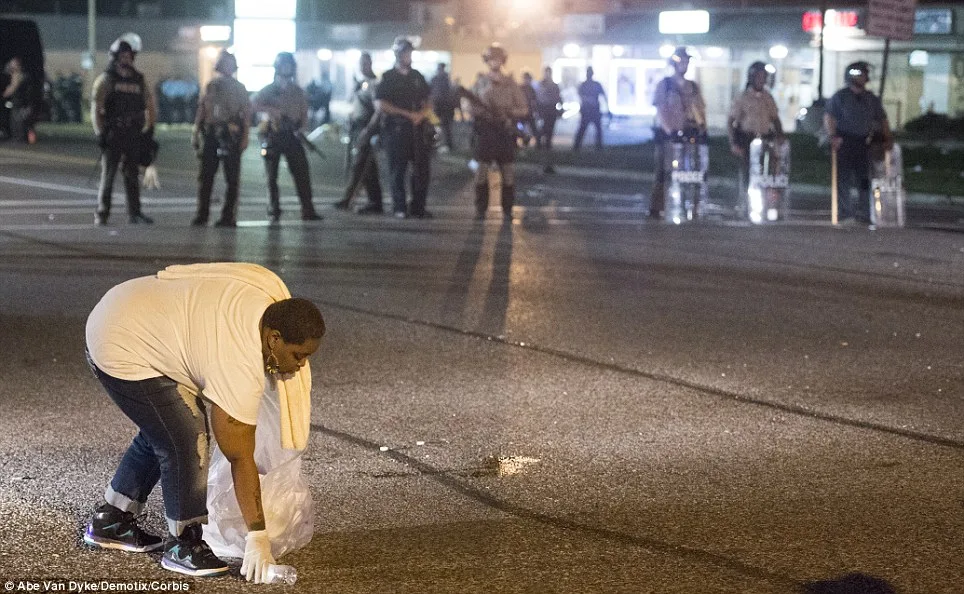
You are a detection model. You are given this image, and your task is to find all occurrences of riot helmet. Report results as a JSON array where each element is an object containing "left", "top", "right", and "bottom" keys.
[
  {"left": 109, "top": 32, "right": 142, "bottom": 57},
  {"left": 844, "top": 61, "right": 870, "bottom": 85},
  {"left": 273, "top": 52, "right": 297, "bottom": 79},
  {"left": 482, "top": 43, "right": 508, "bottom": 64},
  {"left": 746, "top": 61, "right": 774, "bottom": 89},
  {"left": 392, "top": 36, "right": 415, "bottom": 57},
  {"left": 669, "top": 46, "right": 691, "bottom": 65},
  {"left": 214, "top": 50, "right": 238, "bottom": 76}
]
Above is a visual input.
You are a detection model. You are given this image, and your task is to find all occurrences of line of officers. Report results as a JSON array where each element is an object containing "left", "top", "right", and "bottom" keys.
[
  {"left": 91, "top": 35, "right": 893, "bottom": 227},
  {"left": 91, "top": 35, "right": 541, "bottom": 226}
]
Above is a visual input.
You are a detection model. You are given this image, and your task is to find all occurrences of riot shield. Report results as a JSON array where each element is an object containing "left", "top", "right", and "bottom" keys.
[
  {"left": 664, "top": 135, "right": 709, "bottom": 224},
  {"left": 747, "top": 137, "right": 791, "bottom": 224},
  {"left": 869, "top": 143, "right": 905, "bottom": 228}
]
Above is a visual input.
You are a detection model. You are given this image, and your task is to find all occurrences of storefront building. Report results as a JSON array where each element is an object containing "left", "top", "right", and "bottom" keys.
[{"left": 13, "top": 3, "right": 964, "bottom": 132}]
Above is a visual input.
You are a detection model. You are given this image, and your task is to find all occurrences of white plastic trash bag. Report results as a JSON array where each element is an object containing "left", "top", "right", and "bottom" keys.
[{"left": 202, "top": 382, "right": 314, "bottom": 559}]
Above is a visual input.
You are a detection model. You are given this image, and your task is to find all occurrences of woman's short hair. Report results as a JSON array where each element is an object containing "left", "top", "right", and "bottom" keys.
[{"left": 263, "top": 298, "right": 325, "bottom": 344}]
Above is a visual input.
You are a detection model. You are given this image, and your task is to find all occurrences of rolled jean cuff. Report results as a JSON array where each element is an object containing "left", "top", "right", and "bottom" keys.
[
  {"left": 105, "top": 484, "right": 145, "bottom": 515},
  {"left": 169, "top": 515, "right": 209, "bottom": 538}
]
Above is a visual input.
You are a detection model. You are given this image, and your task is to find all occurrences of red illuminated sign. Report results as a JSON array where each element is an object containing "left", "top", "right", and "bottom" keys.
[{"left": 802, "top": 10, "right": 859, "bottom": 33}]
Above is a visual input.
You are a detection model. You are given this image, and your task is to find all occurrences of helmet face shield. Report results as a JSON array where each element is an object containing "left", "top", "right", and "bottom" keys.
[{"left": 845, "top": 61, "right": 870, "bottom": 85}]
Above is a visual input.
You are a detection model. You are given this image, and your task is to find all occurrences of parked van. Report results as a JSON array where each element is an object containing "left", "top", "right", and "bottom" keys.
[{"left": 0, "top": 18, "right": 48, "bottom": 141}]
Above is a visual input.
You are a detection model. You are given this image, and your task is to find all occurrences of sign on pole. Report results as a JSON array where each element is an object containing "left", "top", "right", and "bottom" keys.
[{"left": 866, "top": 0, "right": 918, "bottom": 40}]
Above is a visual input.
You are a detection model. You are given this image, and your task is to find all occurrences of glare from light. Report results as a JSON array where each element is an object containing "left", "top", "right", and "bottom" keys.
[
  {"left": 765, "top": 63, "right": 776, "bottom": 74},
  {"left": 563, "top": 43, "right": 581, "bottom": 58},
  {"left": 444, "top": 16, "right": 455, "bottom": 26},
  {"left": 659, "top": 44, "right": 675, "bottom": 59},
  {"left": 909, "top": 50, "right": 929, "bottom": 67},
  {"left": 611, "top": 45, "right": 625, "bottom": 57},
  {"left": 659, "top": 10, "right": 709, "bottom": 34},
  {"left": 769, "top": 45, "right": 789, "bottom": 60},
  {"left": 200, "top": 25, "right": 232, "bottom": 42},
  {"left": 317, "top": 48, "right": 334, "bottom": 61},
  {"left": 202, "top": 45, "right": 220, "bottom": 59},
  {"left": 235, "top": 0, "right": 295, "bottom": 19},
  {"left": 705, "top": 46, "right": 724, "bottom": 58},
  {"left": 511, "top": 0, "right": 538, "bottom": 14},
  {"left": 346, "top": 48, "right": 362, "bottom": 63},
  {"left": 233, "top": 18, "right": 295, "bottom": 90}
]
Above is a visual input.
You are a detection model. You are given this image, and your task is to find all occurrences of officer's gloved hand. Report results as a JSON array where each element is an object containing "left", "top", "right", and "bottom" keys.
[{"left": 241, "top": 529, "right": 275, "bottom": 584}]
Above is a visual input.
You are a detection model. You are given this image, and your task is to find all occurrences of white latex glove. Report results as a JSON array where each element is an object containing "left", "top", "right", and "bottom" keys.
[
  {"left": 142, "top": 164, "right": 160, "bottom": 190},
  {"left": 241, "top": 530, "right": 275, "bottom": 583}
]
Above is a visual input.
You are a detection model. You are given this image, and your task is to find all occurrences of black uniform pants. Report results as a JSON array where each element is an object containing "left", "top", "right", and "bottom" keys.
[
  {"left": 835, "top": 136, "right": 871, "bottom": 221},
  {"left": 536, "top": 108, "right": 558, "bottom": 150},
  {"left": 574, "top": 111, "right": 603, "bottom": 150},
  {"left": 384, "top": 122, "right": 430, "bottom": 215},
  {"left": 97, "top": 144, "right": 142, "bottom": 218},
  {"left": 196, "top": 136, "right": 242, "bottom": 223},
  {"left": 263, "top": 140, "right": 315, "bottom": 217}
]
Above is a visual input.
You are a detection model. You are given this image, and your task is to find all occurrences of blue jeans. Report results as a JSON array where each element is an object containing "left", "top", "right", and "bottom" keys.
[{"left": 87, "top": 351, "right": 210, "bottom": 537}]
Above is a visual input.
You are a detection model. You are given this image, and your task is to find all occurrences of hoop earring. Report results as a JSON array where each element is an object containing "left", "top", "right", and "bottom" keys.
[{"left": 265, "top": 350, "right": 280, "bottom": 375}]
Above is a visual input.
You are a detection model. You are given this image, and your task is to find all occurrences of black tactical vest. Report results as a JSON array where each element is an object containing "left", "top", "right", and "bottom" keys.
[{"left": 103, "top": 67, "right": 147, "bottom": 131}]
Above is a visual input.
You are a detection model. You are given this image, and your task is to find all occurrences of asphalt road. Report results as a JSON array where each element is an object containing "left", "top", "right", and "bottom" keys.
[{"left": 0, "top": 129, "right": 962, "bottom": 593}]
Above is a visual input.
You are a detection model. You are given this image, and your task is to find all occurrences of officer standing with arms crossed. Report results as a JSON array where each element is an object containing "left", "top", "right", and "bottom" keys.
[
  {"left": 469, "top": 44, "right": 529, "bottom": 221},
  {"left": 375, "top": 37, "right": 433, "bottom": 219},
  {"left": 252, "top": 52, "right": 323, "bottom": 224},
  {"left": 191, "top": 50, "right": 251, "bottom": 228},
  {"left": 823, "top": 61, "right": 893, "bottom": 224},
  {"left": 91, "top": 34, "right": 157, "bottom": 226},
  {"left": 335, "top": 51, "right": 384, "bottom": 214}
]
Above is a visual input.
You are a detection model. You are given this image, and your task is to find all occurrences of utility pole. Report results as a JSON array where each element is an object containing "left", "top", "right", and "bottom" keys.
[{"left": 86, "top": 0, "right": 96, "bottom": 71}]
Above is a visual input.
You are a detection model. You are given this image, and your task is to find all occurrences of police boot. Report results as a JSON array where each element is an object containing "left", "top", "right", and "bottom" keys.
[
  {"left": 501, "top": 185, "right": 515, "bottom": 221},
  {"left": 474, "top": 184, "right": 489, "bottom": 220}
]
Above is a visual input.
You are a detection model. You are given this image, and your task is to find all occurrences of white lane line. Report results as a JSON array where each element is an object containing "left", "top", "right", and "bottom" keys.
[{"left": 0, "top": 175, "right": 99, "bottom": 196}]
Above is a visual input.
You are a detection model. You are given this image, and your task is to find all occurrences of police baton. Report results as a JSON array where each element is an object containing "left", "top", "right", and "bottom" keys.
[
  {"left": 830, "top": 146, "right": 838, "bottom": 226},
  {"left": 297, "top": 131, "right": 326, "bottom": 159}
]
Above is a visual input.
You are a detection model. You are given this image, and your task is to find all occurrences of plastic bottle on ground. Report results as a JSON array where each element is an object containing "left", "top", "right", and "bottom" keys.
[{"left": 265, "top": 564, "right": 298, "bottom": 585}]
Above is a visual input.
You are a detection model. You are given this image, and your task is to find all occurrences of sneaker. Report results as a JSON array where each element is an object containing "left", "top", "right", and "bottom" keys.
[
  {"left": 333, "top": 199, "right": 351, "bottom": 210},
  {"left": 160, "top": 523, "right": 229, "bottom": 577},
  {"left": 190, "top": 216, "right": 207, "bottom": 227},
  {"left": 83, "top": 503, "right": 163, "bottom": 553},
  {"left": 410, "top": 210, "right": 434, "bottom": 219},
  {"left": 129, "top": 213, "right": 154, "bottom": 224},
  {"left": 356, "top": 204, "right": 384, "bottom": 215},
  {"left": 95, "top": 213, "right": 108, "bottom": 226},
  {"left": 213, "top": 219, "right": 236, "bottom": 228},
  {"left": 393, "top": 211, "right": 408, "bottom": 219},
  {"left": 268, "top": 212, "right": 281, "bottom": 225},
  {"left": 301, "top": 212, "right": 324, "bottom": 221}
]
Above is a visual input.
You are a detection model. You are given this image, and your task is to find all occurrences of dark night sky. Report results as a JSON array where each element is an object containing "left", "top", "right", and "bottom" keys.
[{"left": 0, "top": 0, "right": 417, "bottom": 20}]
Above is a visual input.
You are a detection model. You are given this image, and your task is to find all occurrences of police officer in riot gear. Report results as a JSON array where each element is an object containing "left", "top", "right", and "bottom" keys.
[
  {"left": 191, "top": 50, "right": 251, "bottom": 227},
  {"left": 91, "top": 34, "right": 157, "bottom": 225},
  {"left": 650, "top": 46, "right": 707, "bottom": 219},
  {"left": 374, "top": 36, "right": 433, "bottom": 219},
  {"left": 727, "top": 61, "right": 783, "bottom": 197},
  {"left": 824, "top": 61, "right": 893, "bottom": 223},
  {"left": 469, "top": 43, "right": 529, "bottom": 221},
  {"left": 335, "top": 51, "right": 383, "bottom": 214},
  {"left": 252, "top": 52, "right": 322, "bottom": 223}
]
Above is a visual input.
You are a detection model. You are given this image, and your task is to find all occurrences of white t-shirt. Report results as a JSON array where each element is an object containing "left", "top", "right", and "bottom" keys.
[{"left": 86, "top": 274, "right": 271, "bottom": 425}]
